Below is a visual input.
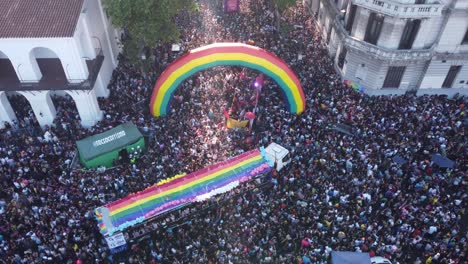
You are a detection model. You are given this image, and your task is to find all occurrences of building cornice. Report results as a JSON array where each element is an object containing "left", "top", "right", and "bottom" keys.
[
  {"left": 353, "top": 0, "right": 445, "bottom": 18},
  {"left": 333, "top": 16, "right": 435, "bottom": 62},
  {"left": 434, "top": 51, "right": 468, "bottom": 61}
]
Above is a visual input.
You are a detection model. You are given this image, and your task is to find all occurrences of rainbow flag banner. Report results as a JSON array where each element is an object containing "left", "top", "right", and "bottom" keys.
[
  {"left": 344, "top": 80, "right": 365, "bottom": 93},
  {"left": 95, "top": 148, "right": 273, "bottom": 236}
]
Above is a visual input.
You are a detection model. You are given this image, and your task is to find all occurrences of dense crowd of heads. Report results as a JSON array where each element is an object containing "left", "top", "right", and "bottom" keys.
[{"left": 0, "top": 0, "right": 466, "bottom": 263}]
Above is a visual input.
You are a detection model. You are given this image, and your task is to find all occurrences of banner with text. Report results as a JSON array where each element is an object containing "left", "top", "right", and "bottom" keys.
[{"left": 105, "top": 233, "right": 127, "bottom": 254}]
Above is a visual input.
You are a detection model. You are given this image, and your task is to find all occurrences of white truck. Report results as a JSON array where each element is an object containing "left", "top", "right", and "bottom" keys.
[{"left": 264, "top": 143, "right": 291, "bottom": 171}]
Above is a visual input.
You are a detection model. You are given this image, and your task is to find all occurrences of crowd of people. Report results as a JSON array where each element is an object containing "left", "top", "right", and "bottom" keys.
[{"left": 0, "top": 0, "right": 466, "bottom": 263}]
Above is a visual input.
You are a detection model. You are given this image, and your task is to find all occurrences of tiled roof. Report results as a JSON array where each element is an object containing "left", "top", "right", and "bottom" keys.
[{"left": 0, "top": 0, "right": 84, "bottom": 38}]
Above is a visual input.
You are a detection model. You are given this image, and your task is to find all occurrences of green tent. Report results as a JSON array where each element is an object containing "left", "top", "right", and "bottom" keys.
[{"left": 76, "top": 122, "right": 145, "bottom": 168}]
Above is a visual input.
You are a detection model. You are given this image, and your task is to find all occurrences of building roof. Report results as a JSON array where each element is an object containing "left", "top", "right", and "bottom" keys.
[{"left": 0, "top": 0, "right": 84, "bottom": 38}]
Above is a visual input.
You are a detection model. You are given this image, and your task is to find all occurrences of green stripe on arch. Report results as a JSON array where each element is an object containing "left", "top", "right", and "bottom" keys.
[{"left": 160, "top": 60, "right": 297, "bottom": 116}]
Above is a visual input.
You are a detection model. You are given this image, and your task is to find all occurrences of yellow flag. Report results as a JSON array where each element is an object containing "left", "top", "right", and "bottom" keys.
[
  {"left": 238, "top": 120, "right": 249, "bottom": 128},
  {"left": 227, "top": 118, "right": 249, "bottom": 129}
]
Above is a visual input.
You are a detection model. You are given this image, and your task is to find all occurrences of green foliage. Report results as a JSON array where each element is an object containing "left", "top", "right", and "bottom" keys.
[
  {"left": 103, "top": 0, "right": 198, "bottom": 64},
  {"left": 272, "top": 0, "right": 296, "bottom": 34},
  {"left": 272, "top": 0, "right": 296, "bottom": 13}
]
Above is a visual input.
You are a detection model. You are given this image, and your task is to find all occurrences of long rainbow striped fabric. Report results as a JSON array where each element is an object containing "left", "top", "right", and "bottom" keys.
[
  {"left": 149, "top": 43, "right": 306, "bottom": 117},
  {"left": 95, "top": 148, "right": 273, "bottom": 236}
]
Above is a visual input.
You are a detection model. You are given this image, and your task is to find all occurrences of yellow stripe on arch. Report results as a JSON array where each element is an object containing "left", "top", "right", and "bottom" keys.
[
  {"left": 109, "top": 155, "right": 263, "bottom": 216},
  {"left": 152, "top": 53, "right": 304, "bottom": 116}
]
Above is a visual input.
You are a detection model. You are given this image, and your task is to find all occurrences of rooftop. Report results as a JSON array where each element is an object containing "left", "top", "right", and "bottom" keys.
[{"left": 0, "top": 0, "right": 84, "bottom": 39}]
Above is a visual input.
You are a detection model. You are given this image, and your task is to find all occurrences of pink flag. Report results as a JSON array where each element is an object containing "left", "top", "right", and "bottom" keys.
[{"left": 245, "top": 112, "right": 256, "bottom": 120}]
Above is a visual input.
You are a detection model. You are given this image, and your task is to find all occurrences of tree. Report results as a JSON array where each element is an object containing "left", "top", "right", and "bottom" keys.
[
  {"left": 272, "top": 0, "right": 296, "bottom": 31},
  {"left": 103, "top": 0, "right": 198, "bottom": 65},
  {"left": 273, "top": 0, "right": 296, "bottom": 12}
]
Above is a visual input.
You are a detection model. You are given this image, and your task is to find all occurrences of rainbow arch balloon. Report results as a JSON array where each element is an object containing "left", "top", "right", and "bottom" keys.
[{"left": 150, "top": 43, "right": 306, "bottom": 116}]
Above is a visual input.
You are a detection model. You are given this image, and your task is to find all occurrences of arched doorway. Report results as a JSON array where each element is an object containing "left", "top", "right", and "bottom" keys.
[
  {"left": 0, "top": 50, "right": 20, "bottom": 89},
  {"left": 6, "top": 92, "right": 39, "bottom": 132},
  {"left": 50, "top": 91, "right": 81, "bottom": 133},
  {"left": 29, "top": 47, "right": 67, "bottom": 86}
]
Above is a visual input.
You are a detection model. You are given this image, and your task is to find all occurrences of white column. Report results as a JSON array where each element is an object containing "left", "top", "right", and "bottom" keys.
[
  {"left": 62, "top": 40, "right": 89, "bottom": 83},
  {"left": 352, "top": 7, "right": 369, "bottom": 40},
  {"left": 385, "top": 18, "right": 406, "bottom": 49},
  {"left": 93, "top": 73, "right": 110, "bottom": 97},
  {"left": 377, "top": 17, "right": 397, "bottom": 49},
  {"left": 328, "top": 28, "right": 339, "bottom": 56},
  {"left": 79, "top": 15, "right": 98, "bottom": 58},
  {"left": 98, "top": 0, "right": 118, "bottom": 67},
  {"left": 311, "top": 0, "right": 320, "bottom": 14},
  {"left": 67, "top": 90, "right": 103, "bottom": 128},
  {"left": 0, "top": 91, "right": 17, "bottom": 128},
  {"left": 19, "top": 91, "right": 56, "bottom": 128},
  {"left": 12, "top": 54, "right": 42, "bottom": 82}
]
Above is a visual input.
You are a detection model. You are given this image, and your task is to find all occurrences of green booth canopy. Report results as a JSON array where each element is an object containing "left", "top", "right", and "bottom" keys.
[{"left": 76, "top": 122, "right": 145, "bottom": 168}]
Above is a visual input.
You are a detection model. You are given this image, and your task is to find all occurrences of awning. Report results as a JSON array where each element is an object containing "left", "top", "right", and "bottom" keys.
[
  {"left": 431, "top": 154, "right": 454, "bottom": 168},
  {"left": 77, "top": 122, "right": 143, "bottom": 162},
  {"left": 333, "top": 123, "right": 353, "bottom": 136},
  {"left": 392, "top": 155, "right": 407, "bottom": 165},
  {"left": 331, "top": 251, "right": 371, "bottom": 264}
]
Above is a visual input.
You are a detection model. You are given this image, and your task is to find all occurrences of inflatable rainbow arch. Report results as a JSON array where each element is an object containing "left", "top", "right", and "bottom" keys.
[
  {"left": 150, "top": 43, "right": 306, "bottom": 117},
  {"left": 95, "top": 148, "right": 273, "bottom": 236}
]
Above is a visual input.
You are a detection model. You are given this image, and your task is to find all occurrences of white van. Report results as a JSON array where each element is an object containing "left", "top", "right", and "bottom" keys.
[
  {"left": 264, "top": 143, "right": 291, "bottom": 171},
  {"left": 371, "top": 257, "right": 393, "bottom": 264}
]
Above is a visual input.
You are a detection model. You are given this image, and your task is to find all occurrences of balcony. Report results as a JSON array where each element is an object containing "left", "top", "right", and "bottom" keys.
[
  {"left": 353, "top": 0, "right": 444, "bottom": 18},
  {"left": 0, "top": 50, "right": 104, "bottom": 92},
  {"left": 334, "top": 17, "right": 434, "bottom": 61},
  {"left": 434, "top": 50, "right": 468, "bottom": 60},
  {"left": 345, "top": 36, "right": 434, "bottom": 60}
]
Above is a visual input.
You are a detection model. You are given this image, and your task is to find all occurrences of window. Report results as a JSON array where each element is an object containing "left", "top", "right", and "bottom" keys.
[
  {"left": 462, "top": 29, "right": 468, "bottom": 45},
  {"left": 338, "top": 47, "right": 347, "bottom": 69},
  {"left": 442, "top": 66, "right": 461, "bottom": 88},
  {"left": 355, "top": 64, "right": 367, "bottom": 81},
  {"left": 345, "top": 5, "right": 357, "bottom": 33},
  {"left": 364, "top": 13, "right": 384, "bottom": 45},
  {"left": 383, "top": 66, "right": 406, "bottom": 88},
  {"left": 374, "top": 1, "right": 384, "bottom": 7},
  {"left": 36, "top": 59, "right": 67, "bottom": 83},
  {"left": 399, "top": 19, "right": 421, "bottom": 49},
  {"left": 0, "top": 59, "right": 19, "bottom": 82}
]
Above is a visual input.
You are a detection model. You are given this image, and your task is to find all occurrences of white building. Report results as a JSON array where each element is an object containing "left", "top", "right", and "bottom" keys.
[
  {"left": 0, "top": 0, "right": 120, "bottom": 129},
  {"left": 305, "top": 0, "right": 468, "bottom": 95}
]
